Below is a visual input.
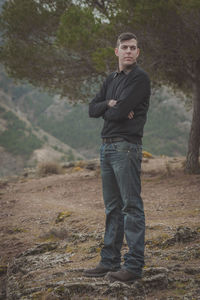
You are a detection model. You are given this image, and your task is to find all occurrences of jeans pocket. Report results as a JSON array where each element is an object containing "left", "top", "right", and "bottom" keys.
[
  {"left": 113, "top": 141, "right": 131, "bottom": 152},
  {"left": 125, "top": 144, "right": 143, "bottom": 162}
]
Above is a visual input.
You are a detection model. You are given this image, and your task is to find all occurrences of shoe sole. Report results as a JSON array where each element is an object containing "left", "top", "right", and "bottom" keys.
[{"left": 83, "top": 269, "right": 120, "bottom": 278}]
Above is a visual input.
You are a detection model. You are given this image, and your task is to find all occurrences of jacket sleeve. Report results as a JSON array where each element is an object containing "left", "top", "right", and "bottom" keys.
[
  {"left": 103, "top": 72, "right": 150, "bottom": 121},
  {"left": 89, "top": 79, "right": 109, "bottom": 118}
]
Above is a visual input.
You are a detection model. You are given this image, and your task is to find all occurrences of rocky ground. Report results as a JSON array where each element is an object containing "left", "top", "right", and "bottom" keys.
[{"left": 0, "top": 156, "right": 200, "bottom": 300}]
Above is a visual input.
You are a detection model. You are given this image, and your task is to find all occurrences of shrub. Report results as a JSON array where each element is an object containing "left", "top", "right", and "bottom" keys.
[
  {"left": 0, "top": 109, "right": 43, "bottom": 158},
  {"left": 37, "top": 161, "right": 63, "bottom": 176}
]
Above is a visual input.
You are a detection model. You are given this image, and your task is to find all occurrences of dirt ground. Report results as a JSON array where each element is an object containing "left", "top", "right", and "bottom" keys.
[{"left": 0, "top": 156, "right": 200, "bottom": 299}]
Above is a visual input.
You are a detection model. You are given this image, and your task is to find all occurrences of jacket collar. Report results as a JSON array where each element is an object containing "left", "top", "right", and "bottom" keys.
[{"left": 114, "top": 62, "right": 137, "bottom": 78}]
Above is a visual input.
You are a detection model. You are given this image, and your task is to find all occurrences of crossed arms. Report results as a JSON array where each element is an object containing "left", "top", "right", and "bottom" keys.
[
  {"left": 89, "top": 72, "right": 150, "bottom": 121},
  {"left": 107, "top": 100, "right": 134, "bottom": 120}
]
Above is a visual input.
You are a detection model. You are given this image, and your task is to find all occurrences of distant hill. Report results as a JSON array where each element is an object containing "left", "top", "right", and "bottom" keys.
[
  {"left": 0, "top": 67, "right": 84, "bottom": 177},
  {"left": 0, "top": 66, "right": 191, "bottom": 176},
  {"left": 143, "top": 87, "right": 191, "bottom": 156}
]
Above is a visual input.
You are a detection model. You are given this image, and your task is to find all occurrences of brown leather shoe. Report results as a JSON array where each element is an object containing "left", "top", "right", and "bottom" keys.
[
  {"left": 106, "top": 269, "right": 141, "bottom": 283},
  {"left": 83, "top": 263, "right": 120, "bottom": 277}
]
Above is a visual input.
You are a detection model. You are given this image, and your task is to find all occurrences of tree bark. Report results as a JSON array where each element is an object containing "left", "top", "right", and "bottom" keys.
[{"left": 185, "top": 78, "right": 200, "bottom": 174}]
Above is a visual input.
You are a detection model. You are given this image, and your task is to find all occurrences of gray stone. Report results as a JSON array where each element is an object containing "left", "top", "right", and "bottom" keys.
[
  {"left": 184, "top": 267, "right": 200, "bottom": 275},
  {"left": 143, "top": 267, "right": 169, "bottom": 276},
  {"left": 17, "top": 242, "right": 59, "bottom": 257}
]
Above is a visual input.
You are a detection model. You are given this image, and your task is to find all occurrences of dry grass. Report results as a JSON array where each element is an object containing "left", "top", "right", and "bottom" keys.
[{"left": 37, "top": 161, "right": 64, "bottom": 177}]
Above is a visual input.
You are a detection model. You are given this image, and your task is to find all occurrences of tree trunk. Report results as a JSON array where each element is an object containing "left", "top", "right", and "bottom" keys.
[{"left": 185, "top": 79, "right": 200, "bottom": 174}]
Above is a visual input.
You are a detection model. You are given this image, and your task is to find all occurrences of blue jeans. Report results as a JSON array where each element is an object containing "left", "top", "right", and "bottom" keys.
[{"left": 100, "top": 141, "right": 145, "bottom": 276}]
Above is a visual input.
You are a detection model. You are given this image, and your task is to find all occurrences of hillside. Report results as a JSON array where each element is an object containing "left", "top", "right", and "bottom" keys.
[
  {"left": 0, "top": 157, "right": 200, "bottom": 299},
  {"left": 0, "top": 73, "right": 84, "bottom": 177}
]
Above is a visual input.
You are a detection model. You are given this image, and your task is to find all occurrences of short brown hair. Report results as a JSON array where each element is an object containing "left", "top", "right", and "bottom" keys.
[{"left": 116, "top": 32, "right": 138, "bottom": 48}]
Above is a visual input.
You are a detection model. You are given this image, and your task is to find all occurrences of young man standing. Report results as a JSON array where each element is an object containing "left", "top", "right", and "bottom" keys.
[{"left": 83, "top": 32, "right": 151, "bottom": 283}]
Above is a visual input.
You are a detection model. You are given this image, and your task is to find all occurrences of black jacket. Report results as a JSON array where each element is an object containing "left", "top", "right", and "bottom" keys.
[{"left": 89, "top": 64, "right": 151, "bottom": 144}]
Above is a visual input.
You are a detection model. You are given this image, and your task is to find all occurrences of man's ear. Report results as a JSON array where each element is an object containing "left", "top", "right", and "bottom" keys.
[
  {"left": 115, "top": 47, "right": 119, "bottom": 57},
  {"left": 136, "top": 48, "right": 140, "bottom": 58}
]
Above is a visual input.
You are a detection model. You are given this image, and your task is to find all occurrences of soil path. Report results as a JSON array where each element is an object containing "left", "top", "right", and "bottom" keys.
[{"left": 0, "top": 157, "right": 200, "bottom": 299}]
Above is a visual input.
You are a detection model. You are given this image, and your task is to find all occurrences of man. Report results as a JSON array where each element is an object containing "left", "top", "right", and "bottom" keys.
[{"left": 83, "top": 32, "right": 151, "bottom": 283}]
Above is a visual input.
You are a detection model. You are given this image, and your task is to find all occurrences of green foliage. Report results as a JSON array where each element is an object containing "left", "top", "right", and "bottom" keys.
[
  {"left": 92, "top": 47, "right": 116, "bottom": 73},
  {"left": 3, "top": 111, "right": 26, "bottom": 129},
  {"left": 1, "top": 0, "right": 200, "bottom": 98},
  {"left": 67, "top": 149, "right": 75, "bottom": 162},
  {"left": 0, "top": 106, "right": 5, "bottom": 113},
  {"left": 0, "top": 107, "right": 43, "bottom": 157},
  {"left": 1, "top": 0, "right": 40, "bottom": 39},
  {"left": 0, "top": 0, "right": 106, "bottom": 100},
  {"left": 120, "top": 0, "right": 200, "bottom": 93},
  {"left": 43, "top": 135, "right": 48, "bottom": 142},
  {"left": 57, "top": 6, "right": 101, "bottom": 51}
]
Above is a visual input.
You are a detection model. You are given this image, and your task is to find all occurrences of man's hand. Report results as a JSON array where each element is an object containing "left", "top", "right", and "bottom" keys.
[
  {"left": 108, "top": 100, "right": 134, "bottom": 120},
  {"left": 128, "top": 111, "right": 134, "bottom": 119},
  {"left": 108, "top": 99, "right": 117, "bottom": 107}
]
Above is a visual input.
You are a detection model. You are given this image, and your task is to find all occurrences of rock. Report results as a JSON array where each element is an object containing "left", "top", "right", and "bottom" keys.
[
  {"left": 61, "top": 162, "right": 75, "bottom": 168},
  {"left": 184, "top": 267, "right": 200, "bottom": 275},
  {"left": 143, "top": 267, "right": 169, "bottom": 277},
  {"left": 85, "top": 161, "right": 100, "bottom": 171},
  {"left": 61, "top": 159, "right": 100, "bottom": 171},
  {"left": 6, "top": 246, "right": 73, "bottom": 300},
  {"left": 142, "top": 273, "right": 168, "bottom": 292},
  {"left": 17, "top": 242, "right": 59, "bottom": 256},
  {"left": 153, "top": 226, "right": 199, "bottom": 248},
  {"left": 102, "top": 272, "right": 168, "bottom": 298},
  {"left": 6, "top": 242, "right": 170, "bottom": 300},
  {"left": 0, "top": 180, "right": 8, "bottom": 188},
  {"left": 174, "top": 226, "right": 198, "bottom": 243}
]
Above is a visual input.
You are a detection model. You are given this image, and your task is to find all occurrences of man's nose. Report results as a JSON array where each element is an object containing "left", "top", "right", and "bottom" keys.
[{"left": 126, "top": 47, "right": 131, "bottom": 52}]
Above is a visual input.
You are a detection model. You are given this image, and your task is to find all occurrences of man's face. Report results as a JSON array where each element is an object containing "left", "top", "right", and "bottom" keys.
[{"left": 115, "top": 38, "right": 140, "bottom": 71}]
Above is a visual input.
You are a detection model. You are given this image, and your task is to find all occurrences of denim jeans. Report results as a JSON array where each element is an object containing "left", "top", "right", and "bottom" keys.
[{"left": 100, "top": 141, "right": 145, "bottom": 276}]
